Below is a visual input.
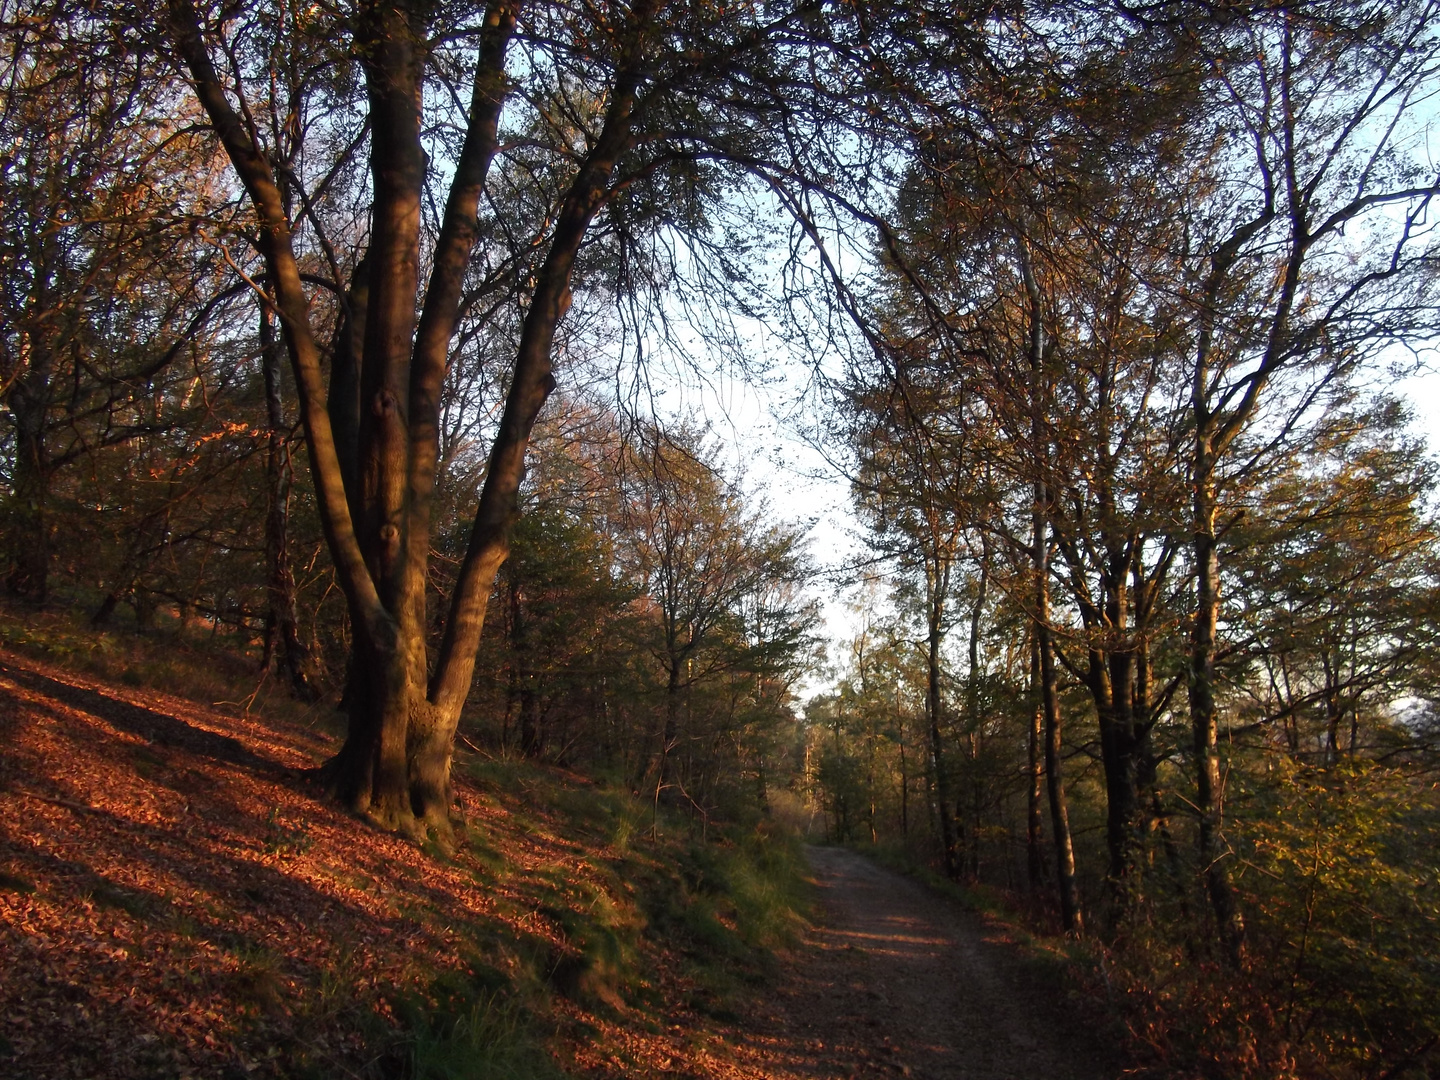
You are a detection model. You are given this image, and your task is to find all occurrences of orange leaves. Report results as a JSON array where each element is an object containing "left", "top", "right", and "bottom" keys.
[{"left": 0, "top": 643, "right": 799, "bottom": 1080}]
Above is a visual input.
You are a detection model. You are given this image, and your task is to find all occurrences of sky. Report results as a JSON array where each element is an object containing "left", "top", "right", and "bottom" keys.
[{"left": 1398, "top": 371, "right": 1440, "bottom": 451}]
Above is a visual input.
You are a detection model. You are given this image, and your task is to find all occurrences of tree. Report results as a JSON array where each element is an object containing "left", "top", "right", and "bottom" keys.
[
  {"left": 1229, "top": 397, "right": 1440, "bottom": 763},
  {"left": 160, "top": 0, "right": 829, "bottom": 838},
  {"left": 844, "top": 351, "right": 979, "bottom": 877},
  {"left": 618, "top": 425, "right": 813, "bottom": 800},
  {"left": 258, "top": 304, "right": 316, "bottom": 698},
  {"left": 851, "top": 93, "right": 1191, "bottom": 912},
  {"left": 1, "top": 8, "right": 230, "bottom": 604},
  {"left": 1172, "top": 0, "right": 1440, "bottom": 960}
]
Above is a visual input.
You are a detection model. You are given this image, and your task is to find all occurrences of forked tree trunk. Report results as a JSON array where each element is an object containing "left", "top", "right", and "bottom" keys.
[{"left": 171, "top": 0, "right": 654, "bottom": 841}]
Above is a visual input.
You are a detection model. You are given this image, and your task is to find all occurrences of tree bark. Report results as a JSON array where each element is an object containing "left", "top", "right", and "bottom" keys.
[
  {"left": 1089, "top": 649, "right": 1150, "bottom": 893},
  {"left": 1018, "top": 227, "right": 1079, "bottom": 931},
  {"left": 5, "top": 321, "right": 52, "bottom": 604},
  {"left": 962, "top": 545, "right": 988, "bottom": 881},
  {"left": 897, "top": 689, "right": 910, "bottom": 837},
  {"left": 659, "top": 658, "right": 683, "bottom": 788},
  {"left": 1190, "top": 455, "right": 1244, "bottom": 963},
  {"left": 413, "top": 11, "right": 653, "bottom": 826},
  {"left": 1037, "top": 515, "right": 1082, "bottom": 934},
  {"left": 925, "top": 563, "right": 959, "bottom": 879},
  {"left": 260, "top": 304, "right": 314, "bottom": 700},
  {"left": 1027, "top": 633, "right": 1045, "bottom": 894}
]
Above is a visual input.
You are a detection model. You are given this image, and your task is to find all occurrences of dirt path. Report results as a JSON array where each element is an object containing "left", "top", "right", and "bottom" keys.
[{"left": 729, "top": 846, "right": 1112, "bottom": 1080}]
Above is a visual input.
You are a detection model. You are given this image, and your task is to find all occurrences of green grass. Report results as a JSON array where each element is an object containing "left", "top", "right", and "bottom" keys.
[
  {"left": 265, "top": 754, "right": 818, "bottom": 1079},
  {"left": 396, "top": 958, "right": 564, "bottom": 1080},
  {"left": 392, "top": 755, "right": 816, "bottom": 1072}
]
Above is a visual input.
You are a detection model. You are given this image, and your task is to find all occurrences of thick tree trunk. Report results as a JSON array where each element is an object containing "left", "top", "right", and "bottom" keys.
[
  {"left": 306, "top": 0, "right": 434, "bottom": 834},
  {"left": 1092, "top": 654, "right": 1146, "bottom": 891},
  {"left": 172, "top": 0, "right": 652, "bottom": 842}
]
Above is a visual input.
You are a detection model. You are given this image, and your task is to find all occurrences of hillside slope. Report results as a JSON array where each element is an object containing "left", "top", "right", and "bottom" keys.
[{"left": 0, "top": 644, "right": 806, "bottom": 1080}]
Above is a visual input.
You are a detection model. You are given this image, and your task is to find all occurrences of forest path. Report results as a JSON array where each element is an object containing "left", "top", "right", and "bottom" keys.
[{"left": 728, "top": 846, "right": 1112, "bottom": 1080}]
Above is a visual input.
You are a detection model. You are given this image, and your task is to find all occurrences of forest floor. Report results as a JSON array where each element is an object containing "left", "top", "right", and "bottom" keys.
[{"left": 0, "top": 634, "right": 1118, "bottom": 1080}]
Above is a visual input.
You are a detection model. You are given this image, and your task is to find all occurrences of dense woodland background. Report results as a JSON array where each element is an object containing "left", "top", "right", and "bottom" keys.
[{"left": 4, "top": 0, "right": 1440, "bottom": 1075}]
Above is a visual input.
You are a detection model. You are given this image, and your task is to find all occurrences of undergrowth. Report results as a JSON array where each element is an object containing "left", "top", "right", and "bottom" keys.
[
  {"left": 1085, "top": 760, "right": 1440, "bottom": 1080},
  {"left": 350, "top": 755, "right": 813, "bottom": 1079},
  {"left": 0, "top": 600, "right": 322, "bottom": 728}
]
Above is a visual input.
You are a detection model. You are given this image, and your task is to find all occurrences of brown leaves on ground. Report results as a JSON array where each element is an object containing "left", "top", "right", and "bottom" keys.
[
  {"left": 0, "top": 647, "right": 765, "bottom": 1080},
  {"left": 0, "top": 644, "right": 1112, "bottom": 1080}
]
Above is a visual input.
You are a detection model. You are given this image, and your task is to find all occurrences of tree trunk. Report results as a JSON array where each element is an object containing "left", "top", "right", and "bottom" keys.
[
  {"left": 963, "top": 547, "right": 988, "bottom": 881},
  {"left": 659, "top": 658, "right": 682, "bottom": 789},
  {"left": 1322, "top": 651, "right": 1342, "bottom": 766},
  {"left": 1190, "top": 461, "right": 1244, "bottom": 963},
  {"left": 173, "top": 0, "right": 654, "bottom": 841},
  {"left": 897, "top": 692, "right": 910, "bottom": 837},
  {"left": 518, "top": 667, "right": 542, "bottom": 758},
  {"left": 925, "top": 568, "right": 959, "bottom": 879},
  {"left": 1091, "top": 652, "right": 1147, "bottom": 893},
  {"left": 1027, "top": 633, "right": 1045, "bottom": 893},
  {"left": 1037, "top": 520, "right": 1082, "bottom": 934},
  {"left": 5, "top": 339, "right": 51, "bottom": 604},
  {"left": 1019, "top": 229, "right": 1079, "bottom": 931},
  {"left": 92, "top": 592, "right": 121, "bottom": 627},
  {"left": 260, "top": 304, "right": 315, "bottom": 700}
]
